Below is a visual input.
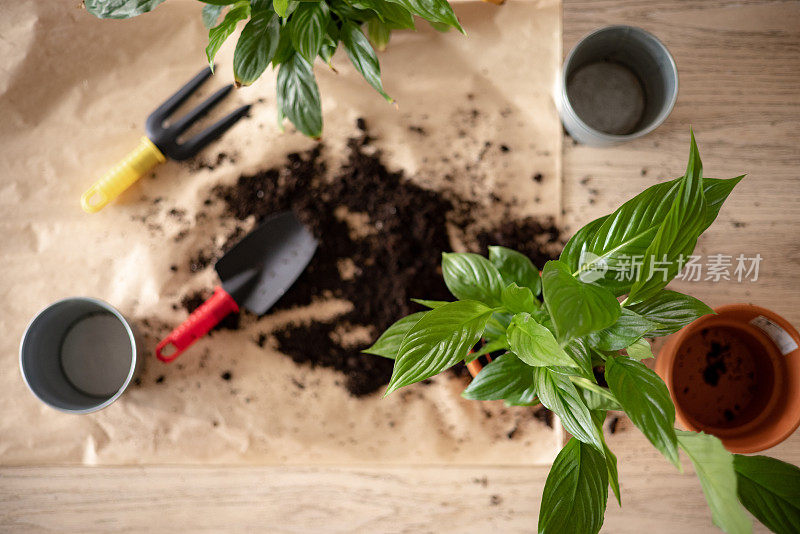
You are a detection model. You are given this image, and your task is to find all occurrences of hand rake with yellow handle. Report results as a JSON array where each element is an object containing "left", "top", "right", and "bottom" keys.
[{"left": 81, "top": 67, "right": 251, "bottom": 213}]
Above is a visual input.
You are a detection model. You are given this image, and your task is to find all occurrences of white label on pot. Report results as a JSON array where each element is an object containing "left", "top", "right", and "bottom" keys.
[{"left": 750, "top": 316, "right": 799, "bottom": 355}]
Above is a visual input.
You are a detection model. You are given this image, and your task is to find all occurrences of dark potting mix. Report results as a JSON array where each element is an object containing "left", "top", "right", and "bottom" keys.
[
  {"left": 169, "top": 121, "right": 561, "bottom": 415},
  {"left": 674, "top": 326, "right": 775, "bottom": 428}
]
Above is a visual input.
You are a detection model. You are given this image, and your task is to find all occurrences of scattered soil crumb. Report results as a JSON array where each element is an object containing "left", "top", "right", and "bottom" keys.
[
  {"left": 188, "top": 152, "right": 236, "bottom": 171},
  {"left": 609, "top": 416, "right": 620, "bottom": 434},
  {"left": 490, "top": 495, "right": 503, "bottom": 506},
  {"left": 188, "top": 250, "right": 215, "bottom": 273},
  {"left": 221, "top": 371, "right": 232, "bottom": 381},
  {"left": 533, "top": 406, "right": 554, "bottom": 428}
]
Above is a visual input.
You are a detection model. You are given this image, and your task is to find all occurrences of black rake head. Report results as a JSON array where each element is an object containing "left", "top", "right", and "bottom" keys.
[{"left": 145, "top": 67, "right": 251, "bottom": 161}]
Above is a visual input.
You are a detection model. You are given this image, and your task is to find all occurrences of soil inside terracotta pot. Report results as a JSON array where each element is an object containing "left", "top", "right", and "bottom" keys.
[{"left": 673, "top": 326, "right": 775, "bottom": 428}]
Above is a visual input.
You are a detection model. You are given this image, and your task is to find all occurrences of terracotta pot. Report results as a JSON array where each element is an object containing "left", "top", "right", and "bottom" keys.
[{"left": 656, "top": 304, "right": 800, "bottom": 453}]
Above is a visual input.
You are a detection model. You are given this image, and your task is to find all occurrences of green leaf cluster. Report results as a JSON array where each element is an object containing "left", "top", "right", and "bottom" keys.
[
  {"left": 85, "top": 0, "right": 464, "bottom": 139},
  {"left": 364, "top": 136, "right": 797, "bottom": 533}
]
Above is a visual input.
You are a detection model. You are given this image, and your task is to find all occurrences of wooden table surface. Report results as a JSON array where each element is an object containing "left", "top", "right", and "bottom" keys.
[{"left": 2, "top": 1, "right": 799, "bottom": 532}]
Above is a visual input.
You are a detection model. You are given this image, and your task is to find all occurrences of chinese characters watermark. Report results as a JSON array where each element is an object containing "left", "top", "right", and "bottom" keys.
[{"left": 577, "top": 253, "right": 762, "bottom": 283}]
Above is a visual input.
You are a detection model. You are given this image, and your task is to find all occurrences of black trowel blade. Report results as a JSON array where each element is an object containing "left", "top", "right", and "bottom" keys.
[{"left": 215, "top": 211, "right": 317, "bottom": 315}]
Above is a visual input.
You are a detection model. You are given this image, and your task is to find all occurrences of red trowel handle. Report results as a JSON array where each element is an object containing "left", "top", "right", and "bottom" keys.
[{"left": 156, "top": 287, "right": 239, "bottom": 362}]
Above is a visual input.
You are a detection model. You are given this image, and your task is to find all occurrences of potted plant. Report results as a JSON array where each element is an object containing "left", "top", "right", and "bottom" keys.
[
  {"left": 84, "top": 0, "right": 464, "bottom": 139},
  {"left": 656, "top": 303, "right": 800, "bottom": 454},
  {"left": 366, "top": 134, "right": 800, "bottom": 534}
]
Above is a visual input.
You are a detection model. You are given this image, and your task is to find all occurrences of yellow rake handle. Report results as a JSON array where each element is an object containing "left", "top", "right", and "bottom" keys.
[{"left": 81, "top": 137, "right": 165, "bottom": 213}]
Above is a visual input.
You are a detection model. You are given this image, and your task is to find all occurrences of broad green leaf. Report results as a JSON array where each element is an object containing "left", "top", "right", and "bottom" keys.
[
  {"left": 560, "top": 214, "right": 608, "bottom": 274},
  {"left": 329, "top": 0, "right": 373, "bottom": 20},
  {"left": 484, "top": 311, "right": 513, "bottom": 338},
  {"left": 563, "top": 337, "right": 594, "bottom": 379},
  {"left": 603, "top": 440, "right": 620, "bottom": 507},
  {"left": 233, "top": 9, "right": 280, "bottom": 86},
  {"left": 363, "top": 312, "right": 426, "bottom": 359},
  {"left": 350, "top": 0, "right": 415, "bottom": 29},
  {"left": 500, "top": 283, "right": 539, "bottom": 314},
  {"left": 534, "top": 367, "right": 603, "bottom": 451},
  {"left": 385, "top": 301, "right": 493, "bottom": 395},
  {"left": 627, "top": 133, "right": 708, "bottom": 303},
  {"left": 274, "top": 0, "right": 289, "bottom": 16},
  {"left": 441, "top": 252, "right": 504, "bottom": 306},
  {"left": 462, "top": 353, "right": 535, "bottom": 401},
  {"left": 591, "top": 410, "right": 621, "bottom": 505},
  {"left": 733, "top": 454, "right": 800, "bottom": 534},
  {"left": 507, "top": 313, "right": 577, "bottom": 368},
  {"left": 206, "top": 2, "right": 251, "bottom": 67},
  {"left": 538, "top": 438, "right": 608, "bottom": 534},
  {"left": 541, "top": 260, "right": 621, "bottom": 342},
  {"left": 563, "top": 168, "right": 742, "bottom": 298},
  {"left": 428, "top": 20, "right": 451, "bottom": 32},
  {"left": 202, "top": 4, "right": 224, "bottom": 28},
  {"left": 465, "top": 337, "right": 507, "bottom": 362},
  {"left": 586, "top": 309, "right": 660, "bottom": 351},
  {"left": 84, "top": 0, "right": 166, "bottom": 18},
  {"left": 573, "top": 377, "right": 621, "bottom": 411},
  {"left": 504, "top": 388, "right": 540, "bottom": 406},
  {"left": 367, "top": 18, "right": 392, "bottom": 51},
  {"left": 677, "top": 431, "right": 752, "bottom": 534},
  {"left": 272, "top": 25, "right": 295, "bottom": 67},
  {"left": 290, "top": 2, "right": 330, "bottom": 64},
  {"left": 625, "top": 338, "right": 653, "bottom": 361},
  {"left": 319, "top": 23, "right": 338, "bottom": 65},
  {"left": 570, "top": 179, "right": 684, "bottom": 295},
  {"left": 411, "top": 299, "right": 449, "bottom": 309},
  {"left": 284, "top": 0, "right": 300, "bottom": 17},
  {"left": 276, "top": 54, "right": 322, "bottom": 138},
  {"left": 702, "top": 175, "right": 745, "bottom": 232},
  {"left": 384, "top": 0, "right": 464, "bottom": 33},
  {"left": 628, "top": 289, "right": 714, "bottom": 336},
  {"left": 605, "top": 356, "right": 680, "bottom": 468},
  {"left": 489, "top": 246, "right": 541, "bottom": 295},
  {"left": 341, "top": 21, "right": 392, "bottom": 102}
]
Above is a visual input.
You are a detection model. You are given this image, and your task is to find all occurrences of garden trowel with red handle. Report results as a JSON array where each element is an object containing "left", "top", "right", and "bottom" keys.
[{"left": 156, "top": 211, "right": 317, "bottom": 362}]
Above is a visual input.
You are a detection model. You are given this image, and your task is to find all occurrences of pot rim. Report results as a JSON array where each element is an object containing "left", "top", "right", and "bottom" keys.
[{"left": 657, "top": 303, "right": 800, "bottom": 453}]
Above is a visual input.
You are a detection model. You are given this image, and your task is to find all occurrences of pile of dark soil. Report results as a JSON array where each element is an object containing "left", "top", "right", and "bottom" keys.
[{"left": 195, "top": 120, "right": 561, "bottom": 397}]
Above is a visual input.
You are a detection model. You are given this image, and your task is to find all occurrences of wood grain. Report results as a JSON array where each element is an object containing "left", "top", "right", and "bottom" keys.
[
  {"left": 561, "top": 0, "right": 800, "bottom": 327},
  {"left": 2, "top": 1, "right": 800, "bottom": 532}
]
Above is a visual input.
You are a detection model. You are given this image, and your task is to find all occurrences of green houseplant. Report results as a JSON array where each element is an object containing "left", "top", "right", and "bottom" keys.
[
  {"left": 366, "top": 134, "right": 800, "bottom": 534},
  {"left": 84, "top": 0, "right": 463, "bottom": 139}
]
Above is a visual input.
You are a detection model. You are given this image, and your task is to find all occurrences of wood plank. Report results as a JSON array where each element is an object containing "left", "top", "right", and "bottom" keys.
[
  {"left": 2, "top": 1, "right": 799, "bottom": 533},
  {"left": 561, "top": 0, "right": 800, "bottom": 326}
]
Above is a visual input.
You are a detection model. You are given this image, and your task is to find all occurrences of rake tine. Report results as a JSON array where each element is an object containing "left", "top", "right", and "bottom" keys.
[
  {"left": 170, "top": 104, "right": 252, "bottom": 160},
  {"left": 168, "top": 85, "right": 233, "bottom": 136},
  {"left": 146, "top": 66, "right": 212, "bottom": 133}
]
